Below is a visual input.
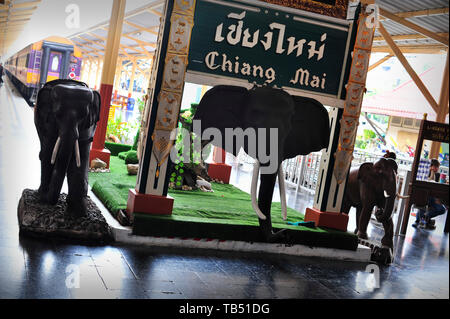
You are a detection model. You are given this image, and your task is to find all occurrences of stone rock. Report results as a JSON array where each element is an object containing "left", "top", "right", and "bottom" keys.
[
  {"left": 17, "top": 189, "right": 113, "bottom": 243},
  {"left": 197, "top": 178, "right": 213, "bottom": 192},
  {"left": 127, "top": 164, "right": 139, "bottom": 175},
  {"left": 91, "top": 158, "right": 107, "bottom": 169}
]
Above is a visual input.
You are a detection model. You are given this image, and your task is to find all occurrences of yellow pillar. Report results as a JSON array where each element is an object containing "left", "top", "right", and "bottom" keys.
[
  {"left": 91, "top": 0, "right": 127, "bottom": 168},
  {"left": 87, "top": 59, "right": 94, "bottom": 87},
  {"left": 95, "top": 59, "right": 102, "bottom": 90},
  {"left": 128, "top": 58, "right": 137, "bottom": 96}
]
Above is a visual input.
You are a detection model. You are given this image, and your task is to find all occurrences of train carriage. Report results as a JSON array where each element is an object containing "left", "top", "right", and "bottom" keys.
[{"left": 5, "top": 36, "right": 83, "bottom": 105}]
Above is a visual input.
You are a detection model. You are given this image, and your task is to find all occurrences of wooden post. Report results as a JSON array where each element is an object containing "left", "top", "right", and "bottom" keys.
[
  {"left": 430, "top": 51, "right": 449, "bottom": 159},
  {"left": 90, "top": 0, "right": 126, "bottom": 168}
]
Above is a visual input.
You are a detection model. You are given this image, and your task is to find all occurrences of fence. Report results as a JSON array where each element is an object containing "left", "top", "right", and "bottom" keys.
[
  {"left": 282, "top": 152, "right": 323, "bottom": 194},
  {"left": 234, "top": 148, "right": 449, "bottom": 197}
]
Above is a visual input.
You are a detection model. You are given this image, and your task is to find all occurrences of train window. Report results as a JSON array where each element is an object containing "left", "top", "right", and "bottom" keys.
[
  {"left": 51, "top": 56, "right": 60, "bottom": 72},
  {"left": 26, "top": 54, "right": 30, "bottom": 68}
]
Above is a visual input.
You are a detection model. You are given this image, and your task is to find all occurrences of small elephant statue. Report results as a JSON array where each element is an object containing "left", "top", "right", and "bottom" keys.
[
  {"left": 194, "top": 85, "right": 331, "bottom": 242},
  {"left": 34, "top": 79, "right": 101, "bottom": 216},
  {"left": 342, "top": 157, "right": 399, "bottom": 262}
]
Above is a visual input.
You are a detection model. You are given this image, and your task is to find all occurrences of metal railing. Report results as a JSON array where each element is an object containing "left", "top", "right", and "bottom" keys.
[{"left": 282, "top": 152, "right": 323, "bottom": 194}]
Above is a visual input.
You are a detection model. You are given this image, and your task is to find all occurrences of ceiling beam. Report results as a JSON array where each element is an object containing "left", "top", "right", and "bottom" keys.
[
  {"left": 368, "top": 54, "right": 393, "bottom": 71},
  {"left": 379, "top": 7, "right": 449, "bottom": 46},
  {"left": 371, "top": 44, "right": 448, "bottom": 54},
  {"left": 12, "top": 1, "right": 41, "bottom": 9},
  {"left": 373, "top": 32, "right": 449, "bottom": 42},
  {"left": 124, "top": 20, "right": 158, "bottom": 35},
  {"left": 379, "top": 7, "right": 449, "bottom": 21}
]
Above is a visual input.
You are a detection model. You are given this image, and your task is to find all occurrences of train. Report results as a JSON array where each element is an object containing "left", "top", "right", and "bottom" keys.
[{"left": 4, "top": 36, "right": 83, "bottom": 105}]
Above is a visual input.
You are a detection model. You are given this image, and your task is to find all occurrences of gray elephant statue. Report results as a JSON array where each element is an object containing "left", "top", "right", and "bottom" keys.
[
  {"left": 342, "top": 157, "right": 399, "bottom": 263},
  {"left": 34, "top": 79, "right": 101, "bottom": 216},
  {"left": 194, "top": 85, "right": 331, "bottom": 242}
]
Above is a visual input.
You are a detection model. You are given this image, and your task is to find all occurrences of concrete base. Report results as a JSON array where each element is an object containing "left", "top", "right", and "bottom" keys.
[
  {"left": 304, "top": 207, "right": 349, "bottom": 231},
  {"left": 111, "top": 227, "right": 371, "bottom": 262},
  {"left": 90, "top": 189, "right": 370, "bottom": 263},
  {"left": 126, "top": 189, "right": 174, "bottom": 219},
  {"left": 208, "top": 163, "right": 232, "bottom": 184}
]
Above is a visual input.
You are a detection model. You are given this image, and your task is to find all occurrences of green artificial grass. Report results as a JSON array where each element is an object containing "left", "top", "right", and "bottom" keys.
[
  {"left": 88, "top": 156, "right": 358, "bottom": 250},
  {"left": 105, "top": 142, "right": 132, "bottom": 156}
]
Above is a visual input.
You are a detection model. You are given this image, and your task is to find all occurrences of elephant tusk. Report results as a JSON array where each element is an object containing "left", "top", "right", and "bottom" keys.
[
  {"left": 75, "top": 140, "right": 81, "bottom": 168},
  {"left": 278, "top": 164, "right": 287, "bottom": 221},
  {"left": 251, "top": 161, "right": 267, "bottom": 220},
  {"left": 51, "top": 137, "right": 61, "bottom": 165},
  {"left": 384, "top": 191, "right": 391, "bottom": 198}
]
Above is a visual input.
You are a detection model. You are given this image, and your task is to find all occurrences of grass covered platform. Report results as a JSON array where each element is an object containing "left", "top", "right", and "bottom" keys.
[{"left": 89, "top": 156, "right": 358, "bottom": 251}]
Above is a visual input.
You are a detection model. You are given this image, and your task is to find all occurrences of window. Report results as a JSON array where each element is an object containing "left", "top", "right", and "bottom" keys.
[{"left": 51, "top": 56, "right": 60, "bottom": 72}]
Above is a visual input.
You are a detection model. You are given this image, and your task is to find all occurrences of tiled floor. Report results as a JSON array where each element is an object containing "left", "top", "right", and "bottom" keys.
[{"left": 0, "top": 78, "right": 448, "bottom": 299}]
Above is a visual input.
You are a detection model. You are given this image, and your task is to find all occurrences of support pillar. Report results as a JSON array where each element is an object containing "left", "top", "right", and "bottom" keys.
[
  {"left": 128, "top": 58, "right": 137, "bottom": 96},
  {"left": 90, "top": 0, "right": 126, "bottom": 168},
  {"left": 127, "top": 0, "right": 195, "bottom": 218},
  {"left": 208, "top": 147, "right": 232, "bottom": 184},
  {"left": 305, "top": 8, "right": 375, "bottom": 231}
]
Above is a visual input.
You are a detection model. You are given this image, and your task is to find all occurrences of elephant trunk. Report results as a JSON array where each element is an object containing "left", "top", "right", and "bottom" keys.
[
  {"left": 376, "top": 179, "right": 396, "bottom": 223},
  {"left": 46, "top": 127, "right": 80, "bottom": 205}
]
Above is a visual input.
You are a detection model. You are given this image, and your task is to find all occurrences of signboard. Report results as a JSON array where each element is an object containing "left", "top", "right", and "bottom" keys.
[
  {"left": 422, "top": 121, "right": 450, "bottom": 143},
  {"left": 187, "top": 0, "right": 354, "bottom": 103},
  {"left": 257, "top": 0, "right": 349, "bottom": 20}
]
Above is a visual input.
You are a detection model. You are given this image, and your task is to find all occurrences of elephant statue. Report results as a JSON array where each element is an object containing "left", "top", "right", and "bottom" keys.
[
  {"left": 342, "top": 157, "right": 399, "bottom": 257},
  {"left": 34, "top": 79, "right": 101, "bottom": 216},
  {"left": 193, "top": 85, "right": 331, "bottom": 242}
]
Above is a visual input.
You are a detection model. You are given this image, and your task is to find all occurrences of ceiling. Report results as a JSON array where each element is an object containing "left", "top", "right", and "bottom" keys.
[
  {"left": 2, "top": 0, "right": 449, "bottom": 61},
  {"left": 0, "top": 0, "right": 41, "bottom": 56},
  {"left": 68, "top": 0, "right": 164, "bottom": 61},
  {"left": 372, "top": 0, "right": 449, "bottom": 54}
]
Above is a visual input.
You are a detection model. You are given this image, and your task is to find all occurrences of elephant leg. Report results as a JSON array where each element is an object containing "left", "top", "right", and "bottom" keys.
[
  {"left": 354, "top": 205, "right": 362, "bottom": 235},
  {"left": 66, "top": 141, "right": 91, "bottom": 216},
  {"left": 37, "top": 138, "right": 57, "bottom": 202},
  {"left": 381, "top": 218, "right": 394, "bottom": 249},
  {"left": 258, "top": 172, "right": 288, "bottom": 243},
  {"left": 38, "top": 150, "right": 52, "bottom": 198},
  {"left": 357, "top": 204, "right": 374, "bottom": 240}
]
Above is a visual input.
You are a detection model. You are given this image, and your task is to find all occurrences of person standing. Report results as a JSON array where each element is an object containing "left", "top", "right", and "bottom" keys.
[
  {"left": 0, "top": 63, "right": 4, "bottom": 84},
  {"left": 412, "top": 159, "right": 447, "bottom": 229}
]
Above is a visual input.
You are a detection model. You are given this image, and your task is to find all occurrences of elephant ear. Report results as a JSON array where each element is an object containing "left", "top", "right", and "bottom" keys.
[
  {"left": 90, "top": 90, "right": 102, "bottom": 126},
  {"left": 283, "top": 96, "right": 330, "bottom": 160},
  {"left": 193, "top": 85, "right": 249, "bottom": 155},
  {"left": 35, "top": 86, "right": 56, "bottom": 134},
  {"left": 384, "top": 158, "right": 398, "bottom": 175},
  {"left": 358, "top": 163, "right": 374, "bottom": 184}
]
